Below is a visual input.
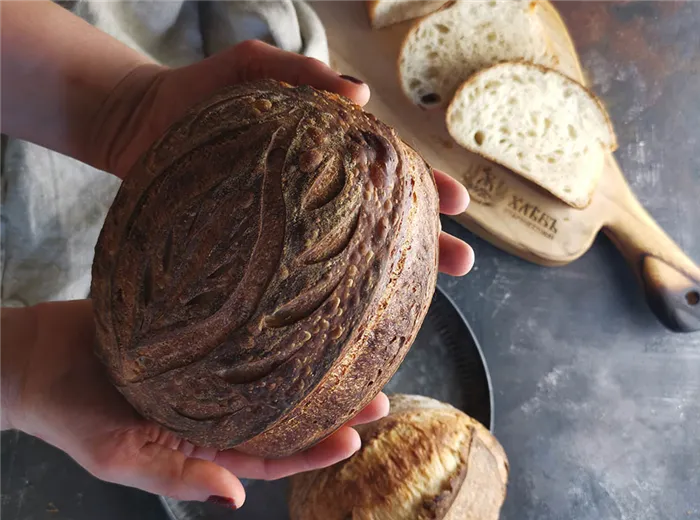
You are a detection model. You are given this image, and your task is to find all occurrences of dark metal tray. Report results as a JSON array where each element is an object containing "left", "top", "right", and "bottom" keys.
[{"left": 162, "top": 284, "right": 492, "bottom": 520}]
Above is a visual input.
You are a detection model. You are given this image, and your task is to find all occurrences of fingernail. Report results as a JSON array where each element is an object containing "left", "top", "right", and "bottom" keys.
[
  {"left": 206, "top": 495, "right": 237, "bottom": 510},
  {"left": 339, "top": 74, "right": 364, "bottom": 85}
]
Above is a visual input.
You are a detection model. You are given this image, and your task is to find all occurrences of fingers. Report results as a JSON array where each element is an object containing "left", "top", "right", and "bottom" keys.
[
  {"left": 346, "top": 392, "right": 390, "bottom": 427},
  {"left": 212, "top": 393, "right": 388, "bottom": 481},
  {"left": 433, "top": 169, "right": 475, "bottom": 276},
  {"left": 214, "top": 393, "right": 388, "bottom": 481},
  {"left": 215, "top": 426, "right": 361, "bottom": 481},
  {"left": 434, "top": 169, "right": 470, "bottom": 215},
  {"left": 95, "top": 439, "right": 245, "bottom": 507},
  {"left": 439, "top": 232, "right": 475, "bottom": 276},
  {"left": 222, "top": 40, "right": 370, "bottom": 106}
]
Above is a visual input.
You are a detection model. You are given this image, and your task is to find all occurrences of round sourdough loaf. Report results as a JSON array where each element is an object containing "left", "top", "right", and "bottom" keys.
[
  {"left": 288, "top": 394, "right": 509, "bottom": 520},
  {"left": 91, "top": 80, "right": 440, "bottom": 457}
]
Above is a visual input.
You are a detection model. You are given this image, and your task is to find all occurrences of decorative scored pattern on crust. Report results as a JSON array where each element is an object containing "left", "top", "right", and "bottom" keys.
[{"left": 91, "top": 80, "right": 438, "bottom": 451}]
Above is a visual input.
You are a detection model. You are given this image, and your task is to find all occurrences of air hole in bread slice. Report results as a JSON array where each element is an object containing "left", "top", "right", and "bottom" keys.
[
  {"left": 436, "top": 23, "right": 450, "bottom": 34},
  {"left": 427, "top": 67, "right": 440, "bottom": 79},
  {"left": 421, "top": 93, "right": 441, "bottom": 105}
]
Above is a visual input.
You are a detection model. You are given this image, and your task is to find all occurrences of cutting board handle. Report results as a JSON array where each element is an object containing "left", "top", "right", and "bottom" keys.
[{"left": 603, "top": 166, "right": 700, "bottom": 333}]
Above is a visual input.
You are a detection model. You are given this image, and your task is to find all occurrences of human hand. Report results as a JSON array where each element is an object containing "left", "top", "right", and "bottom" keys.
[
  {"left": 1, "top": 39, "right": 475, "bottom": 510},
  {"left": 94, "top": 39, "right": 474, "bottom": 276},
  {"left": 3, "top": 9, "right": 474, "bottom": 508},
  {"left": 2, "top": 300, "right": 391, "bottom": 508}
]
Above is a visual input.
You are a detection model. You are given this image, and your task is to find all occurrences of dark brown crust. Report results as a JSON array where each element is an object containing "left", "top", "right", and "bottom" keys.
[{"left": 91, "top": 80, "right": 440, "bottom": 456}]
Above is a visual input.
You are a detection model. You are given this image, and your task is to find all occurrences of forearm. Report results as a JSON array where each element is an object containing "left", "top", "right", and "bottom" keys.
[
  {"left": 0, "top": 307, "right": 38, "bottom": 430},
  {"left": 0, "top": 1, "right": 160, "bottom": 172}
]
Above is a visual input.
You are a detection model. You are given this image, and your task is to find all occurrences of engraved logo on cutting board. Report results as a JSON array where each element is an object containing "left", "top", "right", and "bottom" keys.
[
  {"left": 461, "top": 165, "right": 509, "bottom": 206},
  {"left": 504, "top": 195, "right": 559, "bottom": 240}
]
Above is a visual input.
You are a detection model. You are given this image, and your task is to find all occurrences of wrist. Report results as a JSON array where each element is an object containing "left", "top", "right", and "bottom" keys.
[
  {"left": 1, "top": 2, "right": 164, "bottom": 170},
  {"left": 0, "top": 306, "right": 39, "bottom": 431},
  {"left": 88, "top": 63, "right": 168, "bottom": 179}
]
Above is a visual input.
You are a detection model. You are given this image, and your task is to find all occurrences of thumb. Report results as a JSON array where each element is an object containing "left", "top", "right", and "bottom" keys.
[
  {"left": 102, "top": 442, "right": 246, "bottom": 508},
  {"left": 188, "top": 39, "right": 371, "bottom": 106}
]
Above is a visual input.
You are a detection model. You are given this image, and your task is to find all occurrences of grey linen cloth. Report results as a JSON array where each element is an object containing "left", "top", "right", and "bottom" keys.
[{"left": 1, "top": 0, "right": 328, "bottom": 307}]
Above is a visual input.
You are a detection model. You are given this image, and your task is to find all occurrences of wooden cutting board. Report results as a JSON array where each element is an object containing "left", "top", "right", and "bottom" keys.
[{"left": 313, "top": 0, "right": 700, "bottom": 333}]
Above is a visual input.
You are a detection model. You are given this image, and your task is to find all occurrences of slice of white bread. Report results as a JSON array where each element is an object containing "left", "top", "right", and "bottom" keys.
[
  {"left": 446, "top": 62, "right": 617, "bottom": 208},
  {"left": 399, "top": 0, "right": 559, "bottom": 108},
  {"left": 366, "top": 0, "right": 450, "bottom": 29}
]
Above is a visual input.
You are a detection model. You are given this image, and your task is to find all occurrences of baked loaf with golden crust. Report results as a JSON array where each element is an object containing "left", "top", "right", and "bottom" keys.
[
  {"left": 288, "top": 394, "right": 509, "bottom": 520},
  {"left": 91, "top": 80, "right": 440, "bottom": 457}
]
